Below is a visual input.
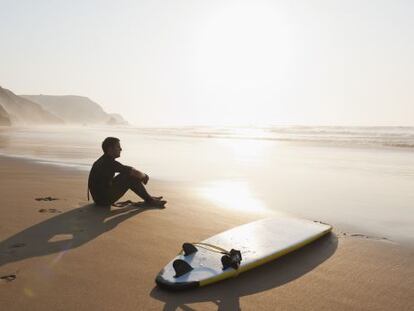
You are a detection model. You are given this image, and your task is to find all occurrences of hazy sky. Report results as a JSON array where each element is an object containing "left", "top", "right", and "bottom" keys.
[{"left": 0, "top": 0, "right": 413, "bottom": 126}]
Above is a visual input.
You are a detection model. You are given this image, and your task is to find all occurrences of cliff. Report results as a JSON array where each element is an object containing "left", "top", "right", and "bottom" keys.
[
  {"left": 0, "top": 87, "right": 63, "bottom": 125},
  {"left": 0, "top": 103, "right": 11, "bottom": 126},
  {"left": 22, "top": 95, "right": 128, "bottom": 126}
]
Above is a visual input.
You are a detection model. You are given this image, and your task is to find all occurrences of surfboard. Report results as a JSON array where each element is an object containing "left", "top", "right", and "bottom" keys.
[{"left": 155, "top": 217, "right": 332, "bottom": 290}]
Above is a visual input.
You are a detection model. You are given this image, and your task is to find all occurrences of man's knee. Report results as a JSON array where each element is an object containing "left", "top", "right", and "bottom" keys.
[{"left": 122, "top": 174, "right": 144, "bottom": 189}]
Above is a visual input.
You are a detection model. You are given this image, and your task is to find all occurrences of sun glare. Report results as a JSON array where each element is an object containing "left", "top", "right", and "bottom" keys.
[
  {"left": 198, "top": 180, "right": 267, "bottom": 213},
  {"left": 219, "top": 130, "right": 270, "bottom": 164}
]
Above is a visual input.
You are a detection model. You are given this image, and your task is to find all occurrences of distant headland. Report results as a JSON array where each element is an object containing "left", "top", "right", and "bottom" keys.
[{"left": 0, "top": 85, "right": 128, "bottom": 126}]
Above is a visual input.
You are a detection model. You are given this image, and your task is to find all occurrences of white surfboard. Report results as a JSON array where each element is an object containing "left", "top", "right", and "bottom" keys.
[{"left": 155, "top": 217, "right": 332, "bottom": 290}]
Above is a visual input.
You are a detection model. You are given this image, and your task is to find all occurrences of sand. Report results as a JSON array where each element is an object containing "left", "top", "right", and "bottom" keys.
[{"left": 0, "top": 156, "right": 413, "bottom": 310}]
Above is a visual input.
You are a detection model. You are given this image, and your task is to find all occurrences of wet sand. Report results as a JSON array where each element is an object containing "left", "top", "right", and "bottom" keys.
[
  {"left": 1, "top": 126, "right": 414, "bottom": 244},
  {"left": 0, "top": 156, "right": 413, "bottom": 310}
]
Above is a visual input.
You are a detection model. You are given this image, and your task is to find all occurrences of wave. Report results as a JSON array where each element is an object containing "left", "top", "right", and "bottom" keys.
[{"left": 131, "top": 126, "right": 414, "bottom": 149}]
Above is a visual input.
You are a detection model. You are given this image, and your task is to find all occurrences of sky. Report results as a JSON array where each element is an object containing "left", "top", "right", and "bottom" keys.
[{"left": 0, "top": 0, "right": 413, "bottom": 126}]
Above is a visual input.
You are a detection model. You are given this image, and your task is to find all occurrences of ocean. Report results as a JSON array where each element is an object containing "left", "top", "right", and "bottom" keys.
[{"left": 1, "top": 125, "right": 413, "bottom": 244}]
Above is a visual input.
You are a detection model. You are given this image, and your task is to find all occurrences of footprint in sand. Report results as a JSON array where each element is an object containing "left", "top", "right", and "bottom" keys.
[
  {"left": 35, "top": 196, "right": 59, "bottom": 201},
  {"left": 38, "top": 208, "right": 61, "bottom": 214},
  {"left": 8, "top": 243, "right": 26, "bottom": 249},
  {"left": 339, "top": 232, "right": 390, "bottom": 242},
  {"left": 0, "top": 274, "right": 16, "bottom": 283}
]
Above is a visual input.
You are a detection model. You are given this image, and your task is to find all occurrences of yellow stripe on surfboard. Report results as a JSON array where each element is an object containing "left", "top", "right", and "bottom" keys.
[{"left": 199, "top": 227, "right": 332, "bottom": 287}]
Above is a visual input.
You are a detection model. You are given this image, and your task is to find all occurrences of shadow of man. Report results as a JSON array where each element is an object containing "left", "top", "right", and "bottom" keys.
[
  {"left": 0, "top": 203, "right": 158, "bottom": 269},
  {"left": 150, "top": 233, "right": 338, "bottom": 311}
]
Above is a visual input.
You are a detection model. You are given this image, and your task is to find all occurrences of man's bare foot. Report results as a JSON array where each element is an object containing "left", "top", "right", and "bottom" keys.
[{"left": 145, "top": 198, "right": 167, "bottom": 208}]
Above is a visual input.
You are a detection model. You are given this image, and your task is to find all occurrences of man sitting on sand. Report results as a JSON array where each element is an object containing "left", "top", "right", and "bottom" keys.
[{"left": 88, "top": 137, "right": 166, "bottom": 208}]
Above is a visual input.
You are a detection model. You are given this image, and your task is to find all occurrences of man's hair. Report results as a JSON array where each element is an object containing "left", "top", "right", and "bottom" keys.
[{"left": 102, "top": 137, "right": 120, "bottom": 153}]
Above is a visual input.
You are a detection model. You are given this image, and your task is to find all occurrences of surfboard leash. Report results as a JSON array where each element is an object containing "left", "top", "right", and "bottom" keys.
[{"left": 191, "top": 242, "right": 230, "bottom": 255}]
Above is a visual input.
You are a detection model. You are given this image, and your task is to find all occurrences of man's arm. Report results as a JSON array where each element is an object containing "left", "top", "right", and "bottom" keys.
[{"left": 113, "top": 160, "right": 149, "bottom": 184}]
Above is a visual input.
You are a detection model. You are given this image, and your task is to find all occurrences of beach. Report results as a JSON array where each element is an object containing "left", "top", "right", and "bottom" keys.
[
  {"left": 2, "top": 1, "right": 413, "bottom": 309},
  {"left": 0, "top": 148, "right": 414, "bottom": 310},
  {"left": 0, "top": 140, "right": 413, "bottom": 310},
  {"left": 1, "top": 126, "right": 414, "bottom": 243}
]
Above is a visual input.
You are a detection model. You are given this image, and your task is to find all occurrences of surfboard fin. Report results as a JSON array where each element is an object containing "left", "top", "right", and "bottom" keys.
[
  {"left": 221, "top": 249, "right": 242, "bottom": 270},
  {"left": 182, "top": 243, "right": 198, "bottom": 256},
  {"left": 173, "top": 259, "right": 193, "bottom": 278}
]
